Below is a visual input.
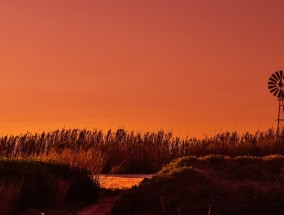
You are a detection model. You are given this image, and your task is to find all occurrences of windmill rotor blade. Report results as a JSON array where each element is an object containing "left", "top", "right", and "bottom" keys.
[
  {"left": 277, "top": 90, "right": 283, "bottom": 98},
  {"left": 276, "top": 71, "right": 281, "bottom": 80},
  {"left": 270, "top": 87, "right": 278, "bottom": 94},
  {"left": 268, "top": 81, "right": 277, "bottom": 86},
  {"left": 280, "top": 70, "right": 283, "bottom": 79},
  {"left": 278, "top": 90, "right": 284, "bottom": 98},
  {"left": 268, "top": 85, "right": 277, "bottom": 90},
  {"left": 269, "top": 76, "right": 278, "bottom": 83},
  {"left": 268, "top": 71, "right": 284, "bottom": 97},
  {"left": 273, "top": 88, "right": 280, "bottom": 97},
  {"left": 272, "top": 73, "right": 279, "bottom": 81}
]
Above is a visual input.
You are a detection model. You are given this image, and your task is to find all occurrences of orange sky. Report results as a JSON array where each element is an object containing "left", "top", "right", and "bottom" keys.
[{"left": 0, "top": 0, "right": 284, "bottom": 137}]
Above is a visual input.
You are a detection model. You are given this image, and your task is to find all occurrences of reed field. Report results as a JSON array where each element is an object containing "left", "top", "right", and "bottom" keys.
[
  {"left": 0, "top": 128, "right": 283, "bottom": 214},
  {"left": 0, "top": 128, "right": 283, "bottom": 174}
]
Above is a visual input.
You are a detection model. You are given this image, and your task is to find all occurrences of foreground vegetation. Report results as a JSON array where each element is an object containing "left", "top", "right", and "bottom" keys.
[
  {"left": 0, "top": 128, "right": 283, "bottom": 174},
  {"left": 0, "top": 159, "right": 99, "bottom": 215},
  {"left": 0, "top": 128, "right": 283, "bottom": 214},
  {"left": 112, "top": 155, "right": 284, "bottom": 215}
]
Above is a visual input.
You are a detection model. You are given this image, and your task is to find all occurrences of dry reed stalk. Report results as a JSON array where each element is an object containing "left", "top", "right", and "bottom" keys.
[
  {"left": 0, "top": 178, "right": 23, "bottom": 215},
  {"left": 48, "top": 177, "right": 72, "bottom": 209},
  {"left": 159, "top": 197, "right": 168, "bottom": 215},
  {"left": 38, "top": 148, "right": 106, "bottom": 178}
]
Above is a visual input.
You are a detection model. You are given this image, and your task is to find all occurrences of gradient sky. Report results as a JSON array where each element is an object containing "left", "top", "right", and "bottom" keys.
[{"left": 1, "top": 0, "right": 284, "bottom": 137}]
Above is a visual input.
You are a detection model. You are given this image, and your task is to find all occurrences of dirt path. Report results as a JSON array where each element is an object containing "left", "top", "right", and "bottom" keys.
[
  {"left": 76, "top": 175, "right": 153, "bottom": 215},
  {"left": 76, "top": 194, "right": 121, "bottom": 215}
]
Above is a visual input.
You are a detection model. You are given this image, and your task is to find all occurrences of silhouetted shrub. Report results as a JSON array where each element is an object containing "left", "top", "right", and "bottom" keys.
[
  {"left": 0, "top": 159, "right": 99, "bottom": 213},
  {"left": 112, "top": 155, "right": 284, "bottom": 215}
]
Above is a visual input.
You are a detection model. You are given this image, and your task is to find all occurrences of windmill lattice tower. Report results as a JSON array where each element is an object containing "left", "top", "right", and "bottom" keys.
[{"left": 268, "top": 70, "right": 284, "bottom": 140}]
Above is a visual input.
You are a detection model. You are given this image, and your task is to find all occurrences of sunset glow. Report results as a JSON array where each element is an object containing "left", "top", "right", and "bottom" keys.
[{"left": 1, "top": 0, "right": 284, "bottom": 137}]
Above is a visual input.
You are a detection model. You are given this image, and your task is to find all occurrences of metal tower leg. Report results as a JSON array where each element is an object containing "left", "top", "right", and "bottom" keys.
[{"left": 276, "top": 98, "right": 284, "bottom": 141}]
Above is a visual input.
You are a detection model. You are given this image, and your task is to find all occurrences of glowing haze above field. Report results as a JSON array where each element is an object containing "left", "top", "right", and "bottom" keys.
[{"left": 0, "top": 0, "right": 284, "bottom": 137}]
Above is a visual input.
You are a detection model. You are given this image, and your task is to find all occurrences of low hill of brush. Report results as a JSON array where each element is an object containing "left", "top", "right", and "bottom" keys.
[
  {"left": 112, "top": 155, "right": 284, "bottom": 215},
  {"left": 0, "top": 159, "right": 99, "bottom": 215}
]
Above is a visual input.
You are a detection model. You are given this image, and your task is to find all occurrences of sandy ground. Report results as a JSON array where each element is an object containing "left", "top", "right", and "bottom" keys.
[
  {"left": 76, "top": 174, "right": 153, "bottom": 215},
  {"left": 76, "top": 195, "right": 121, "bottom": 215}
]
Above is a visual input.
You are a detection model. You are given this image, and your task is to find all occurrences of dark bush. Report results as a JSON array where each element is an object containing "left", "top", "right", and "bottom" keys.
[
  {"left": 0, "top": 159, "right": 99, "bottom": 212},
  {"left": 112, "top": 155, "right": 284, "bottom": 215}
]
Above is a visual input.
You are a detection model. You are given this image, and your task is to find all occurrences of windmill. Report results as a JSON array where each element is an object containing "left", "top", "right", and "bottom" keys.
[{"left": 268, "top": 70, "right": 284, "bottom": 140}]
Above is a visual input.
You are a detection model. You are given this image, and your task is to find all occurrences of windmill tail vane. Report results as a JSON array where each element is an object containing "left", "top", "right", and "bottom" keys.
[{"left": 268, "top": 70, "right": 284, "bottom": 140}]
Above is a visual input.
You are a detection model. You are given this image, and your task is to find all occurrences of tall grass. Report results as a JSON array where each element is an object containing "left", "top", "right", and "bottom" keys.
[
  {"left": 48, "top": 177, "right": 72, "bottom": 210},
  {"left": 0, "top": 178, "right": 23, "bottom": 215},
  {"left": 0, "top": 159, "right": 99, "bottom": 213},
  {"left": 0, "top": 128, "right": 283, "bottom": 173}
]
